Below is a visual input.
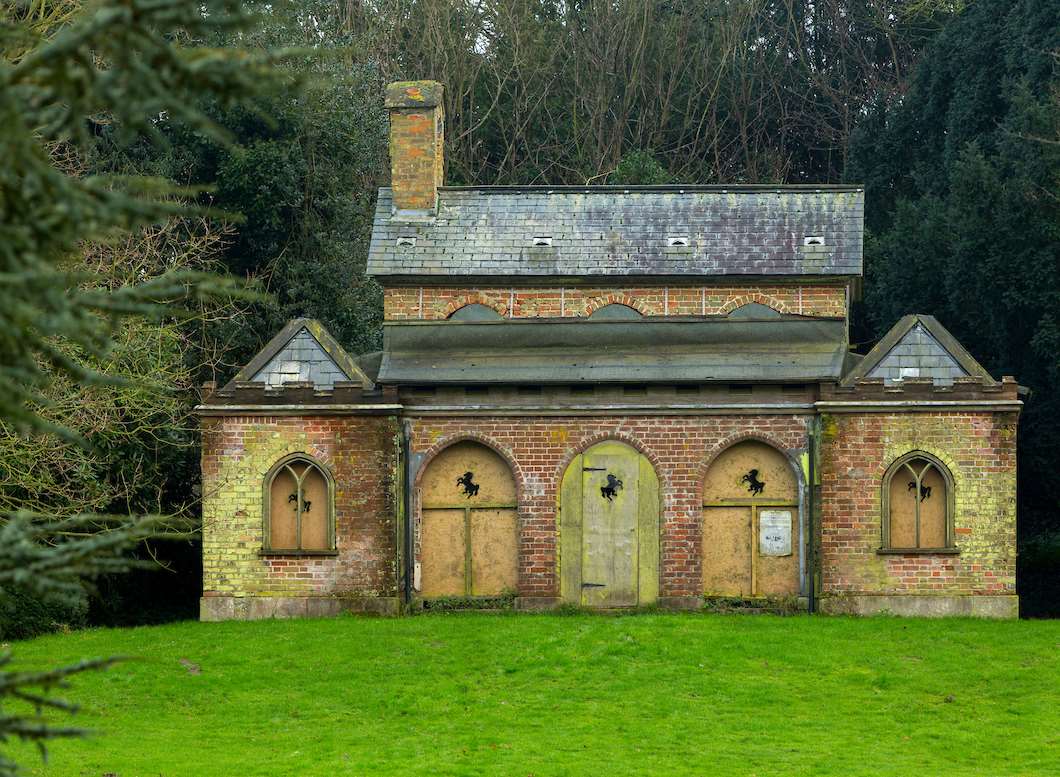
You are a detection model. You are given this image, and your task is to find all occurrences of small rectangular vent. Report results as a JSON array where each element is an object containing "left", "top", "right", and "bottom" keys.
[
  {"left": 531, "top": 236, "right": 553, "bottom": 247},
  {"left": 728, "top": 384, "right": 753, "bottom": 395},
  {"left": 396, "top": 236, "right": 417, "bottom": 247},
  {"left": 667, "top": 236, "right": 689, "bottom": 247},
  {"left": 803, "top": 235, "right": 825, "bottom": 246}
]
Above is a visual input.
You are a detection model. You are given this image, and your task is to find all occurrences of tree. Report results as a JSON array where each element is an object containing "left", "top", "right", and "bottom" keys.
[
  {"left": 0, "top": 0, "right": 288, "bottom": 770},
  {"left": 848, "top": 0, "right": 1060, "bottom": 615}
]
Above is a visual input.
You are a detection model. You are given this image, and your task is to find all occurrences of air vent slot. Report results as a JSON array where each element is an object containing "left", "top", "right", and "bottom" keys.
[
  {"left": 667, "top": 236, "right": 689, "bottom": 247},
  {"left": 803, "top": 235, "right": 824, "bottom": 246},
  {"left": 396, "top": 236, "right": 417, "bottom": 247},
  {"left": 531, "top": 236, "right": 553, "bottom": 247}
]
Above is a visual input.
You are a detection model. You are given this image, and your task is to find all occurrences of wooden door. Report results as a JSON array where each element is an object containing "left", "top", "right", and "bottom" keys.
[
  {"left": 701, "top": 441, "right": 800, "bottom": 598},
  {"left": 559, "top": 441, "right": 659, "bottom": 607}
]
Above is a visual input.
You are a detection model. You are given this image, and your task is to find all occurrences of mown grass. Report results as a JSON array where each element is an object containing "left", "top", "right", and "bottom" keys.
[{"left": 5, "top": 612, "right": 1060, "bottom": 776}]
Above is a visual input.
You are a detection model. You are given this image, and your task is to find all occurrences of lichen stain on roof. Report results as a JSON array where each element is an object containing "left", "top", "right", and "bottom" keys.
[{"left": 368, "top": 185, "right": 864, "bottom": 279}]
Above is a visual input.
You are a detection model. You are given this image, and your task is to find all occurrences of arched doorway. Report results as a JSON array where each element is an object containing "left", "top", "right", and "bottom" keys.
[
  {"left": 558, "top": 441, "right": 659, "bottom": 607},
  {"left": 701, "top": 440, "right": 800, "bottom": 597},
  {"left": 418, "top": 441, "right": 518, "bottom": 598}
]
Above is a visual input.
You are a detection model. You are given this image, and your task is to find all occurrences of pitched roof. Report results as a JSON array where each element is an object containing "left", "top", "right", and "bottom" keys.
[
  {"left": 378, "top": 317, "right": 848, "bottom": 385},
  {"left": 841, "top": 314, "right": 995, "bottom": 387},
  {"left": 224, "top": 319, "right": 373, "bottom": 391},
  {"left": 367, "top": 185, "right": 864, "bottom": 280}
]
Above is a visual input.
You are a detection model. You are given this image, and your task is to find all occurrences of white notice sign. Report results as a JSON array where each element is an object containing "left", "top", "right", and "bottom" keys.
[{"left": 759, "top": 510, "right": 793, "bottom": 557}]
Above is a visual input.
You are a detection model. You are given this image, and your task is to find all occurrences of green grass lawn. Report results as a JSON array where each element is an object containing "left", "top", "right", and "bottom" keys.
[{"left": 4, "top": 613, "right": 1059, "bottom": 776}]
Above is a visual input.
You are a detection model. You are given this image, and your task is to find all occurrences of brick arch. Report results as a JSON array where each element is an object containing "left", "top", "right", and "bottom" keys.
[
  {"left": 552, "top": 431, "right": 668, "bottom": 496},
  {"left": 443, "top": 293, "right": 509, "bottom": 319},
  {"left": 413, "top": 432, "right": 526, "bottom": 501},
  {"left": 718, "top": 293, "right": 791, "bottom": 315},
  {"left": 581, "top": 293, "right": 652, "bottom": 317},
  {"left": 876, "top": 446, "right": 959, "bottom": 482},
  {"left": 260, "top": 444, "right": 333, "bottom": 478},
  {"left": 695, "top": 431, "right": 805, "bottom": 505}
]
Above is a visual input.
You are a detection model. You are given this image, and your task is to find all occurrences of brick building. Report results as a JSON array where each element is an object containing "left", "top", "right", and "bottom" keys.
[{"left": 198, "top": 81, "right": 1021, "bottom": 620}]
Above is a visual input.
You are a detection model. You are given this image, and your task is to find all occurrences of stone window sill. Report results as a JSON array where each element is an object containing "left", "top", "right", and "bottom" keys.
[
  {"left": 876, "top": 547, "right": 960, "bottom": 556},
  {"left": 259, "top": 548, "right": 338, "bottom": 557}
]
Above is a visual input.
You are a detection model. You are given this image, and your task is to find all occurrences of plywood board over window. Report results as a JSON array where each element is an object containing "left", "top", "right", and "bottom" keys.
[
  {"left": 418, "top": 442, "right": 518, "bottom": 598},
  {"left": 881, "top": 452, "right": 955, "bottom": 552},
  {"left": 263, "top": 455, "right": 335, "bottom": 554},
  {"left": 702, "top": 441, "right": 800, "bottom": 598}
]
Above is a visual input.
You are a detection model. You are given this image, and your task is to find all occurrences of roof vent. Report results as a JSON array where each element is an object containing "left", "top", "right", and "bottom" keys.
[
  {"left": 667, "top": 236, "right": 689, "bottom": 247},
  {"left": 803, "top": 235, "right": 825, "bottom": 246},
  {"left": 396, "top": 236, "right": 417, "bottom": 247},
  {"left": 532, "top": 236, "right": 553, "bottom": 247}
]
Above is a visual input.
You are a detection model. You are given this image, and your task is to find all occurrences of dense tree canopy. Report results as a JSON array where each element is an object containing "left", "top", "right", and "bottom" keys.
[{"left": 848, "top": 0, "right": 1060, "bottom": 614}]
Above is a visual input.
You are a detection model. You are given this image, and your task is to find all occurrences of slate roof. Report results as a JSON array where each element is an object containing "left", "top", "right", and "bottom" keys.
[
  {"left": 368, "top": 185, "right": 864, "bottom": 280},
  {"left": 841, "top": 314, "right": 995, "bottom": 387},
  {"left": 378, "top": 317, "right": 848, "bottom": 385},
  {"left": 223, "top": 318, "right": 374, "bottom": 391}
]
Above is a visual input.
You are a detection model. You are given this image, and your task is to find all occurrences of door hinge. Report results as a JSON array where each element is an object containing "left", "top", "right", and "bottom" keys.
[
  {"left": 581, "top": 582, "right": 606, "bottom": 588},
  {"left": 583, "top": 467, "right": 606, "bottom": 472}
]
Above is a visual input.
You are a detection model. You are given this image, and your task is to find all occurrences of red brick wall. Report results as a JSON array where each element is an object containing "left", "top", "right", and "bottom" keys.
[
  {"left": 408, "top": 415, "right": 812, "bottom": 598},
  {"left": 201, "top": 415, "right": 400, "bottom": 599},
  {"left": 384, "top": 284, "right": 847, "bottom": 320},
  {"left": 818, "top": 412, "right": 1018, "bottom": 597}
]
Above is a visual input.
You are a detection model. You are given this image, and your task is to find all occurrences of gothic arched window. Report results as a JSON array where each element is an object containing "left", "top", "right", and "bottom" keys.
[
  {"left": 881, "top": 452, "right": 955, "bottom": 551},
  {"left": 263, "top": 454, "right": 335, "bottom": 553}
]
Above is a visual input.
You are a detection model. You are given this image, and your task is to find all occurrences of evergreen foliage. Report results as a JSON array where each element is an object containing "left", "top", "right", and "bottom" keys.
[
  {"left": 0, "top": 0, "right": 288, "bottom": 770},
  {"left": 848, "top": 0, "right": 1060, "bottom": 614}
]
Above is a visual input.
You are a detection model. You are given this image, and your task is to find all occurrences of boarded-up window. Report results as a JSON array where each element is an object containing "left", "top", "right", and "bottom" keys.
[
  {"left": 701, "top": 441, "right": 800, "bottom": 597},
  {"left": 883, "top": 453, "right": 953, "bottom": 550},
  {"left": 419, "top": 442, "right": 517, "bottom": 597},
  {"left": 264, "top": 456, "right": 333, "bottom": 551}
]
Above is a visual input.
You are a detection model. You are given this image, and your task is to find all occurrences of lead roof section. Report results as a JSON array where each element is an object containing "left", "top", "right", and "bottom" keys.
[
  {"left": 368, "top": 185, "right": 864, "bottom": 281},
  {"left": 378, "top": 317, "right": 848, "bottom": 384}
]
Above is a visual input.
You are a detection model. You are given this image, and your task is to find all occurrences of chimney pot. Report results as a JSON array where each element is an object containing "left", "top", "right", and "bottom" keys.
[{"left": 385, "top": 80, "right": 445, "bottom": 216}]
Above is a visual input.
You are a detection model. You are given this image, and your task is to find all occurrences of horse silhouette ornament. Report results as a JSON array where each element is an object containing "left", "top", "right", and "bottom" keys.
[
  {"left": 741, "top": 469, "right": 766, "bottom": 496},
  {"left": 456, "top": 471, "right": 480, "bottom": 498},
  {"left": 908, "top": 481, "right": 932, "bottom": 501},
  {"left": 601, "top": 474, "right": 623, "bottom": 502}
]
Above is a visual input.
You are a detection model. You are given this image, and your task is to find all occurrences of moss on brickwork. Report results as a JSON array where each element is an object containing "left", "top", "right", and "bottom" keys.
[
  {"left": 201, "top": 416, "right": 400, "bottom": 600},
  {"left": 818, "top": 412, "right": 1017, "bottom": 598}
]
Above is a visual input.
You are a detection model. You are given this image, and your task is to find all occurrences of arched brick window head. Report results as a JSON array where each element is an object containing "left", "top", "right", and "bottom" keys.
[
  {"left": 263, "top": 455, "right": 335, "bottom": 553},
  {"left": 882, "top": 452, "right": 955, "bottom": 552}
]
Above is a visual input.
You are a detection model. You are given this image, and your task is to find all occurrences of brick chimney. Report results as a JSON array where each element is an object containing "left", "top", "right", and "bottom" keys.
[{"left": 385, "top": 80, "right": 444, "bottom": 215}]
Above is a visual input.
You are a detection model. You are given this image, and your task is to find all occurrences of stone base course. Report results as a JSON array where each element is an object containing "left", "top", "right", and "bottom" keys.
[{"left": 819, "top": 594, "right": 1018, "bottom": 619}]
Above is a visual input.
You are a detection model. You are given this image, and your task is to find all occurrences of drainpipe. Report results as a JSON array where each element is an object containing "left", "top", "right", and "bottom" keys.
[
  {"left": 807, "top": 418, "right": 818, "bottom": 615},
  {"left": 401, "top": 420, "right": 413, "bottom": 608}
]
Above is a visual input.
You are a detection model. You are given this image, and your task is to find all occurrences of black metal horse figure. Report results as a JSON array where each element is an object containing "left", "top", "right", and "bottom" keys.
[
  {"left": 288, "top": 493, "right": 311, "bottom": 512},
  {"left": 601, "top": 473, "right": 623, "bottom": 501},
  {"left": 741, "top": 469, "right": 766, "bottom": 496},
  {"left": 908, "top": 481, "right": 932, "bottom": 501},
  {"left": 456, "top": 471, "right": 480, "bottom": 498}
]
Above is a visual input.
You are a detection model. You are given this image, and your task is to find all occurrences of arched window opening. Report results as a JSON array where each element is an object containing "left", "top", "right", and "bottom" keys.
[
  {"left": 701, "top": 440, "right": 800, "bottom": 597},
  {"left": 448, "top": 303, "right": 503, "bottom": 321},
  {"left": 588, "top": 303, "right": 643, "bottom": 320},
  {"left": 419, "top": 441, "right": 517, "bottom": 597},
  {"left": 882, "top": 453, "right": 954, "bottom": 551},
  {"left": 264, "top": 455, "right": 334, "bottom": 552}
]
